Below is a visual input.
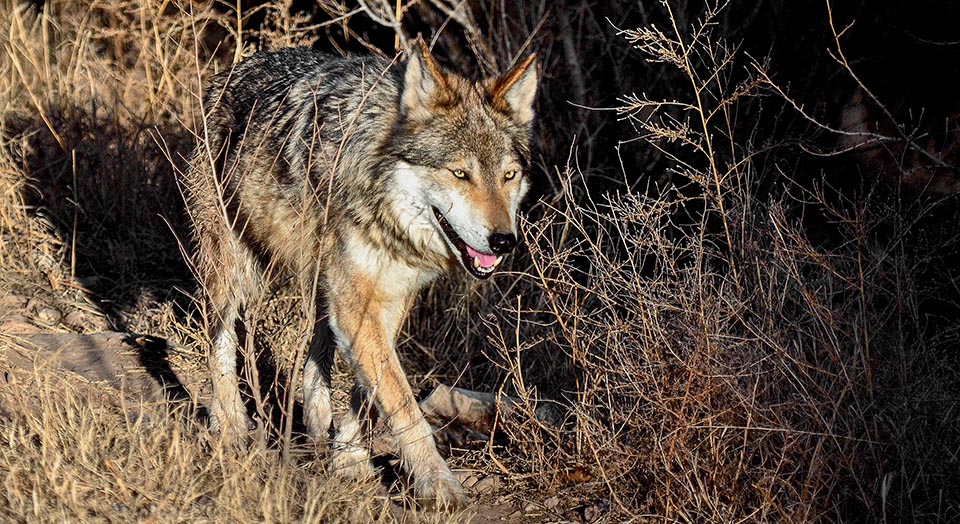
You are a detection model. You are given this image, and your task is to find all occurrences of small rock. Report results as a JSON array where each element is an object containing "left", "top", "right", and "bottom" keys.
[
  {"left": 0, "top": 295, "right": 27, "bottom": 309},
  {"left": 464, "top": 429, "right": 490, "bottom": 442},
  {"left": 523, "top": 502, "right": 541, "bottom": 514},
  {"left": 582, "top": 498, "right": 611, "bottom": 523},
  {"left": 0, "top": 320, "right": 39, "bottom": 334},
  {"left": 36, "top": 307, "right": 61, "bottom": 323},
  {"left": 64, "top": 310, "right": 86, "bottom": 327},
  {"left": 473, "top": 475, "right": 500, "bottom": 494},
  {"left": 75, "top": 276, "right": 100, "bottom": 288},
  {"left": 535, "top": 403, "right": 564, "bottom": 426},
  {"left": 544, "top": 496, "right": 560, "bottom": 509}
]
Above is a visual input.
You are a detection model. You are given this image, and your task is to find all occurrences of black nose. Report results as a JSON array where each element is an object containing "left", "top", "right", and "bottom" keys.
[{"left": 488, "top": 232, "right": 517, "bottom": 255}]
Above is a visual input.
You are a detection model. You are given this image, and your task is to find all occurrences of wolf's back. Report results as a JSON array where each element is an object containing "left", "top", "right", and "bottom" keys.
[
  {"left": 195, "top": 48, "right": 328, "bottom": 171},
  {"left": 190, "top": 48, "right": 400, "bottom": 192},
  {"left": 184, "top": 49, "right": 336, "bottom": 280},
  {"left": 184, "top": 48, "right": 407, "bottom": 280}
]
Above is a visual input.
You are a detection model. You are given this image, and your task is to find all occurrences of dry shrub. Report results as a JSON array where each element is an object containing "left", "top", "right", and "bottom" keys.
[
  {"left": 0, "top": 0, "right": 226, "bottom": 333},
  {"left": 472, "top": 3, "right": 960, "bottom": 522}
]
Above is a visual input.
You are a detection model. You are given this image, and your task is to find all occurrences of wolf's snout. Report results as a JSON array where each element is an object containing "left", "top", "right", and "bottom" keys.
[{"left": 488, "top": 232, "right": 517, "bottom": 255}]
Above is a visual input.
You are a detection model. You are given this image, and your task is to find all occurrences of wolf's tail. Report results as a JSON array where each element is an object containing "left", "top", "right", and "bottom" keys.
[
  {"left": 181, "top": 67, "right": 261, "bottom": 342},
  {"left": 190, "top": 72, "right": 238, "bottom": 189},
  {"left": 181, "top": 69, "right": 243, "bottom": 277}
]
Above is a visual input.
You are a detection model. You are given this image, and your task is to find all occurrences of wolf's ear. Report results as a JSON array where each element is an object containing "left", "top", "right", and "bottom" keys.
[
  {"left": 403, "top": 38, "right": 451, "bottom": 112},
  {"left": 488, "top": 55, "right": 538, "bottom": 126}
]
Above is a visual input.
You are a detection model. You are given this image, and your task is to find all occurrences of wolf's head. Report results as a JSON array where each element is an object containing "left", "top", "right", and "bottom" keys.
[{"left": 388, "top": 40, "right": 538, "bottom": 279}]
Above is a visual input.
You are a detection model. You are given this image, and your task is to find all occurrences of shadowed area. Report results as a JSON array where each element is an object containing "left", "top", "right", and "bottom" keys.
[{"left": 14, "top": 107, "right": 196, "bottom": 331}]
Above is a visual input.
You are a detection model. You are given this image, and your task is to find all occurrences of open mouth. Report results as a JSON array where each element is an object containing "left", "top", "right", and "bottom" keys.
[{"left": 433, "top": 207, "right": 503, "bottom": 279}]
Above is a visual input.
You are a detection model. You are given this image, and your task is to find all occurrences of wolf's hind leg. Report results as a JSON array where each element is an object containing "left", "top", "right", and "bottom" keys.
[
  {"left": 330, "top": 382, "right": 378, "bottom": 479},
  {"left": 204, "top": 236, "right": 261, "bottom": 447},
  {"left": 303, "top": 311, "right": 334, "bottom": 439}
]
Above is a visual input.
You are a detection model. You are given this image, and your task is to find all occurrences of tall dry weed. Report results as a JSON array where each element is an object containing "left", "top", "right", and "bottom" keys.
[{"left": 460, "top": 3, "right": 960, "bottom": 522}]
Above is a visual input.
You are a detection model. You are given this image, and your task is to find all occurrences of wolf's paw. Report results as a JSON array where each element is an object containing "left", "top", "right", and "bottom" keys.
[
  {"left": 330, "top": 446, "right": 376, "bottom": 480},
  {"left": 208, "top": 409, "right": 255, "bottom": 449},
  {"left": 414, "top": 467, "right": 470, "bottom": 511}
]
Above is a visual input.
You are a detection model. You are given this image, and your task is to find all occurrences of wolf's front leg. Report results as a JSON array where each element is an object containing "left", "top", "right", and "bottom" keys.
[{"left": 327, "top": 271, "right": 468, "bottom": 510}]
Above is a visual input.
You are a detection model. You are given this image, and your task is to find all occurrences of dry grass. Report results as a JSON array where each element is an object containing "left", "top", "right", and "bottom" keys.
[
  {"left": 1, "top": 0, "right": 958, "bottom": 523},
  {"left": 0, "top": 361, "right": 397, "bottom": 523}
]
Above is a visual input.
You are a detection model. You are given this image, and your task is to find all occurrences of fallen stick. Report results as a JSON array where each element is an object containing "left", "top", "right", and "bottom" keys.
[{"left": 418, "top": 383, "right": 560, "bottom": 433}]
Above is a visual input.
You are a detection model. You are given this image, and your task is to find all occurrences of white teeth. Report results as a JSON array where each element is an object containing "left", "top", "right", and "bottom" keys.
[{"left": 470, "top": 255, "right": 503, "bottom": 273}]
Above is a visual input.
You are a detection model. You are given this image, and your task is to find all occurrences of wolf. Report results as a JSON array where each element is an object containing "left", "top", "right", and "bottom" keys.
[{"left": 183, "top": 39, "right": 537, "bottom": 509}]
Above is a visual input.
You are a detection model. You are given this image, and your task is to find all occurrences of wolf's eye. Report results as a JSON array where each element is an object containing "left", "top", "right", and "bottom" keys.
[
  {"left": 504, "top": 170, "right": 519, "bottom": 181},
  {"left": 451, "top": 169, "right": 469, "bottom": 180}
]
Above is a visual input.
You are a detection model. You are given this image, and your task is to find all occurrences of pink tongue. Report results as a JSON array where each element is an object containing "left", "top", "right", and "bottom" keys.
[{"left": 465, "top": 245, "right": 498, "bottom": 268}]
